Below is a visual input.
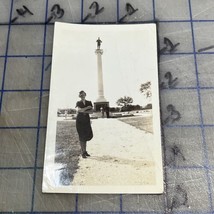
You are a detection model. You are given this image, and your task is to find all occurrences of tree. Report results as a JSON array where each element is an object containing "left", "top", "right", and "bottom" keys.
[
  {"left": 116, "top": 96, "right": 133, "bottom": 108},
  {"left": 143, "top": 103, "right": 152, "bottom": 109},
  {"left": 140, "top": 81, "right": 152, "bottom": 98}
]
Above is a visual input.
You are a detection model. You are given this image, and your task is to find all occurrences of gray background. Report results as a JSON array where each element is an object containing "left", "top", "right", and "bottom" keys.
[{"left": 0, "top": 0, "right": 214, "bottom": 213}]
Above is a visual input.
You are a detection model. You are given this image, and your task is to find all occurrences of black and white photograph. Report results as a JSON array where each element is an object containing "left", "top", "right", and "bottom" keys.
[{"left": 43, "top": 22, "right": 163, "bottom": 193}]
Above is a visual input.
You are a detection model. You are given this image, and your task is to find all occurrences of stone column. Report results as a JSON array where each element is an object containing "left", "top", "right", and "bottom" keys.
[
  {"left": 95, "top": 48, "right": 107, "bottom": 102},
  {"left": 94, "top": 38, "right": 109, "bottom": 112}
]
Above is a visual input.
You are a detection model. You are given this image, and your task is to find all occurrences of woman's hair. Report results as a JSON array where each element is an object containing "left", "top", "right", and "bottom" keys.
[{"left": 79, "top": 90, "right": 86, "bottom": 97}]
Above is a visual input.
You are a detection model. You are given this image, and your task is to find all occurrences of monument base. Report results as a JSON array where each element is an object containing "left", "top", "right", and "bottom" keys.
[{"left": 94, "top": 101, "right": 109, "bottom": 112}]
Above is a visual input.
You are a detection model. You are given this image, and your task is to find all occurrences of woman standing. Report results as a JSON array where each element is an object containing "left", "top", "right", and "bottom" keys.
[{"left": 76, "top": 90, "right": 93, "bottom": 158}]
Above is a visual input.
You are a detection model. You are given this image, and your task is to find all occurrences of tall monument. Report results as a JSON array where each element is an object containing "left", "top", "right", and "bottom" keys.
[{"left": 94, "top": 37, "right": 109, "bottom": 111}]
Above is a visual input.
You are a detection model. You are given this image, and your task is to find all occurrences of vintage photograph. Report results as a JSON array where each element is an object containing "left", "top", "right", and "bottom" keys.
[{"left": 43, "top": 23, "right": 163, "bottom": 193}]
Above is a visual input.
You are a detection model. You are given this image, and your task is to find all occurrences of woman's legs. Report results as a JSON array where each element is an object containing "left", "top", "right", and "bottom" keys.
[
  {"left": 80, "top": 141, "right": 88, "bottom": 158},
  {"left": 84, "top": 142, "right": 90, "bottom": 156},
  {"left": 80, "top": 141, "right": 86, "bottom": 154},
  {"left": 80, "top": 141, "right": 90, "bottom": 157}
]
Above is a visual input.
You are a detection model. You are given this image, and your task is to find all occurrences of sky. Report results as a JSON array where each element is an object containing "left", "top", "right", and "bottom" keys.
[{"left": 50, "top": 23, "right": 158, "bottom": 109}]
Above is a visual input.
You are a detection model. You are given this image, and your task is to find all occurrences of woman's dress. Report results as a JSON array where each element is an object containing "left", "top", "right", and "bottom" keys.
[{"left": 76, "top": 100, "right": 93, "bottom": 142}]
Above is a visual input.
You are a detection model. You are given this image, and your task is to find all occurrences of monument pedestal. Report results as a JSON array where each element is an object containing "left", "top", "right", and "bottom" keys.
[{"left": 94, "top": 101, "right": 109, "bottom": 112}]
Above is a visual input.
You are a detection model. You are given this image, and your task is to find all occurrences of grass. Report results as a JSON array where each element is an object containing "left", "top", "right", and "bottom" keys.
[
  {"left": 55, "top": 120, "right": 80, "bottom": 185},
  {"left": 118, "top": 115, "right": 153, "bottom": 134}
]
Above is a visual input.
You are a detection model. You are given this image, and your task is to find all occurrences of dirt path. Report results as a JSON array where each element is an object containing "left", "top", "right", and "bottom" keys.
[{"left": 71, "top": 118, "right": 156, "bottom": 186}]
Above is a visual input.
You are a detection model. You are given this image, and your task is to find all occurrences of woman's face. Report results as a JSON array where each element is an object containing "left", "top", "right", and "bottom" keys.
[{"left": 80, "top": 92, "right": 86, "bottom": 100}]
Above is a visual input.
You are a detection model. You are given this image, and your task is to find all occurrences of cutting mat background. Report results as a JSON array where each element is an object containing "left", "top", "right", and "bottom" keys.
[{"left": 0, "top": 0, "right": 214, "bottom": 213}]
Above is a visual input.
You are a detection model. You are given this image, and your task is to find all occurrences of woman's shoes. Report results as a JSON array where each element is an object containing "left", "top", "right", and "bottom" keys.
[
  {"left": 85, "top": 151, "right": 90, "bottom": 157},
  {"left": 82, "top": 152, "right": 90, "bottom": 158},
  {"left": 82, "top": 153, "right": 87, "bottom": 158}
]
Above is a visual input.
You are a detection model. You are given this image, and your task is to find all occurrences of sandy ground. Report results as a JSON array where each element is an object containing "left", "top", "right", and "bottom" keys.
[{"left": 71, "top": 118, "right": 156, "bottom": 186}]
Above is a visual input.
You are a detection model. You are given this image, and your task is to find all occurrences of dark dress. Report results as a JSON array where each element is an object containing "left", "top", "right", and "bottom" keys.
[{"left": 76, "top": 100, "right": 93, "bottom": 142}]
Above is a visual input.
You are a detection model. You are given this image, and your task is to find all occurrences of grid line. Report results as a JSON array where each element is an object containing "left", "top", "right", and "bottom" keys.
[
  {"left": 117, "top": 0, "right": 120, "bottom": 23},
  {"left": 0, "top": 126, "right": 46, "bottom": 129},
  {"left": 0, "top": 167, "right": 43, "bottom": 170},
  {"left": 75, "top": 193, "right": 79, "bottom": 212},
  {"left": 152, "top": 0, "right": 156, "bottom": 20},
  {"left": 0, "top": 55, "right": 52, "bottom": 57},
  {"left": 3, "top": 87, "right": 214, "bottom": 92},
  {"left": 188, "top": 0, "right": 213, "bottom": 212},
  {"left": 1, "top": 164, "right": 214, "bottom": 171},
  {"left": 161, "top": 52, "right": 214, "bottom": 55},
  {"left": 1, "top": 212, "right": 165, "bottom": 214},
  {"left": 1, "top": 19, "right": 214, "bottom": 25},
  {"left": 2, "top": 52, "right": 214, "bottom": 59},
  {"left": 2, "top": 51, "right": 214, "bottom": 58},
  {"left": 30, "top": 0, "right": 49, "bottom": 211},
  {"left": 120, "top": 194, "right": 123, "bottom": 213},
  {"left": 2, "top": 86, "right": 214, "bottom": 92},
  {"left": 0, "top": 0, "right": 14, "bottom": 112},
  {"left": 0, "top": 89, "right": 49, "bottom": 92},
  {"left": 1, "top": 124, "right": 214, "bottom": 129},
  {"left": 3, "top": 164, "right": 214, "bottom": 171},
  {"left": 81, "top": 0, "right": 84, "bottom": 23},
  {"left": 1, "top": 211, "right": 212, "bottom": 214}
]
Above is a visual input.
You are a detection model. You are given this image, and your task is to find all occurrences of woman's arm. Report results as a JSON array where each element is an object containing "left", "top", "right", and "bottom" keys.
[
  {"left": 84, "top": 109, "right": 94, "bottom": 114},
  {"left": 77, "top": 106, "right": 92, "bottom": 113}
]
